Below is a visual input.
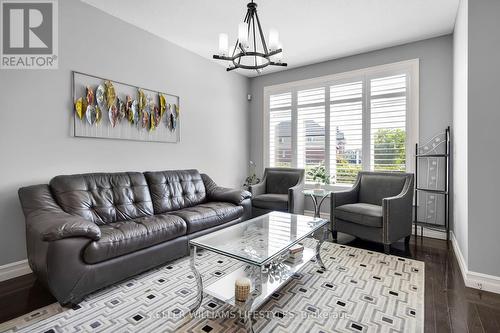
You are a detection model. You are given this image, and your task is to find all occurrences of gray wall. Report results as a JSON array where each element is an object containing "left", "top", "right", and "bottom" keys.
[
  {"left": 249, "top": 36, "right": 453, "bottom": 213},
  {"left": 452, "top": 0, "right": 469, "bottom": 265},
  {"left": 0, "top": 0, "right": 250, "bottom": 266},
  {"left": 467, "top": 0, "right": 500, "bottom": 277}
]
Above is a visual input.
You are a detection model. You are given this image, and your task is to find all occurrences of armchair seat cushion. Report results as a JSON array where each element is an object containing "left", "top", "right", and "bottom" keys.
[
  {"left": 170, "top": 202, "right": 243, "bottom": 234},
  {"left": 252, "top": 194, "right": 288, "bottom": 211},
  {"left": 335, "top": 203, "right": 383, "bottom": 228},
  {"left": 83, "top": 214, "right": 187, "bottom": 264}
]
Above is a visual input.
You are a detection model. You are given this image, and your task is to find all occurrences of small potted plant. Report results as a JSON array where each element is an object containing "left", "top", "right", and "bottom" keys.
[
  {"left": 307, "top": 164, "right": 330, "bottom": 194},
  {"left": 243, "top": 161, "right": 261, "bottom": 190}
]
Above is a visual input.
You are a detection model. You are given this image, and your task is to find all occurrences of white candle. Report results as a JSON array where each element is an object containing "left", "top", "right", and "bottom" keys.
[
  {"left": 218, "top": 33, "right": 228, "bottom": 55},
  {"left": 268, "top": 29, "right": 279, "bottom": 51},
  {"left": 235, "top": 277, "right": 252, "bottom": 302},
  {"left": 238, "top": 22, "right": 248, "bottom": 48}
]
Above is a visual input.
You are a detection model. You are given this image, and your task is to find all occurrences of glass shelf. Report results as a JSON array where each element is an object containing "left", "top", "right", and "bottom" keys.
[{"left": 204, "top": 247, "right": 316, "bottom": 311}]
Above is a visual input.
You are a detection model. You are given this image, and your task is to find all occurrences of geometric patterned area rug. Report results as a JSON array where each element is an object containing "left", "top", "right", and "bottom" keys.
[{"left": 0, "top": 241, "right": 424, "bottom": 333}]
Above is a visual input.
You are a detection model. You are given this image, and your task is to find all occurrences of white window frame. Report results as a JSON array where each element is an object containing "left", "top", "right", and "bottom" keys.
[{"left": 263, "top": 59, "right": 419, "bottom": 190}]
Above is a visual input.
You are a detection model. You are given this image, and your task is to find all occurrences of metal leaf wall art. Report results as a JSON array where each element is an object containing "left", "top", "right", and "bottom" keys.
[{"left": 72, "top": 71, "right": 180, "bottom": 143}]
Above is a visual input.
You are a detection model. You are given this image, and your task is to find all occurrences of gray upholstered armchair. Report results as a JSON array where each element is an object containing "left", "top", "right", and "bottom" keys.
[
  {"left": 249, "top": 168, "right": 305, "bottom": 217},
  {"left": 330, "top": 171, "right": 414, "bottom": 254}
]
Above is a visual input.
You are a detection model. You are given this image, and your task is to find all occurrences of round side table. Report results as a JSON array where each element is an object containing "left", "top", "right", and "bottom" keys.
[{"left": 302, "top": 189, "right": 332, "bottom": 218}]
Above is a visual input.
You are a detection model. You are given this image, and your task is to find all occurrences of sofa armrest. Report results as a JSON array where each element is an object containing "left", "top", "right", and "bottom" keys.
[
  {"left": 33, "top": 212, "right": 101, "bottom": 241},
  {"left": 201, "top": 174, "right": 251, "bottom": 205},
  {"left": 248, "top": 179, "right": 266, "bottom": 196},
  {"left": 288, "top": 182, "right": 304, "bottom": 214},
  {"left": 330, "top": 176, "right": 361, "bottom": 227},
  {"left": 331, "top": 179, "right": 360, "bottom": 209},
  {"left": 19, "top": 185, "right": 101, "bottom": 241},
  {"left": 208, "top": 188, "right": 252, "bottom": 205},
  {"left": 331, "top": 188, "right": 359, "bottom": 208},
  {"left": 382, "top": 175, "right": 414, "bottom": 243}
]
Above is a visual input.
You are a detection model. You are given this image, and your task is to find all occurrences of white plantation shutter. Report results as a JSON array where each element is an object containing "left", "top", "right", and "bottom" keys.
[
  {"left": 297, "top": 88, "right": 326, "bottom": 181},
  {"left": 369, "top": 74, "right": 407, "bottom": 172},
  {"left": 329, "top": 81, "right": 363, "bottom": 184},
  {"left": 265, "top": 61, "right": 417, "bottom": 186},
  {"left": 269, "top": 92, "right": 292, "bottom": 167},
  {"left": 270, "top": 91, "right": 292, "bottom": 109}
]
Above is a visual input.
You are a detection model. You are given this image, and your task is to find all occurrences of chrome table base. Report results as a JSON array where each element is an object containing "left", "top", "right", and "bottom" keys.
[
  {"left": 315, "top": 224, "right": 328, "bottom": 270},
  {"left": 188, "top": 225, "right": 328, "bottom": 332},
  {"left": 188, "top": 246, "right": 203, "bottom": 313}
]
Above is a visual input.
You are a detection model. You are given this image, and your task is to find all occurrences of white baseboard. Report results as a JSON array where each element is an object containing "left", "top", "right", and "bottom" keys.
[
  {"left": 413, "top": 224, "right": 447, "bottom": 240},
  {"left": 0, "top": 259, "right": 32, "bottom": 282},
  {"left": 451, "top": 231, "right": 500, "bottom": 294}
]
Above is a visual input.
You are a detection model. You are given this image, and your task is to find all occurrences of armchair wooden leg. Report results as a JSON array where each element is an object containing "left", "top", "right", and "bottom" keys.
[
  {"left": 404, "top": 235, "right": 411, "bottom": 246},
  {"left": 332, "top": 230, "right": 338, "bottom": 243},
  {"left": 384, "top": 244, "right": 390, "bottom": 255}
]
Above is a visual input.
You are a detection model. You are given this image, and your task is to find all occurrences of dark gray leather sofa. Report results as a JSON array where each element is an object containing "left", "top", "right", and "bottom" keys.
[
  {"left": 18, "top": 169, "right": 251, "bottom": 305},
  {"left": 330, "top": 171, "right": 414, "bottom": 254}
]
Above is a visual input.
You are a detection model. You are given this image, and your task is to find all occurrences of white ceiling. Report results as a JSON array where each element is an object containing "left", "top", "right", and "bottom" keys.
[{"left": 81, "top": 0, "right": 459, "bottom": 77}]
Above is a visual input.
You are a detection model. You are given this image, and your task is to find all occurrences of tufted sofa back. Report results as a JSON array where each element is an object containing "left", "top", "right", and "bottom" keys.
[
  {"left": 49, "top": 172, "right": 154, "bottom": 225},
  {"left": 144, "top": 169, "right": 206, "bottom": 214}
]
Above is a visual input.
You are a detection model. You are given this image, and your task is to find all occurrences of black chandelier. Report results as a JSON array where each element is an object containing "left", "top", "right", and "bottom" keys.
[{"left": 213, "top": 0, "right": 287, "bottom": 73}]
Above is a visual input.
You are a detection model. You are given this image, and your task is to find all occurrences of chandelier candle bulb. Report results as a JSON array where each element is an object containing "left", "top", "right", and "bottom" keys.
[
  {"left": 235, "top": 277, "right": 252, "bottom": 302},
  {"left": 238, "top": 22, "right": 249, "bottom": 48},
  {"left": 218, "top": 33, "right": 229, "bottom": 55},
  {"left": 268, "top": 29, "right": 279, "bottom": 50}
]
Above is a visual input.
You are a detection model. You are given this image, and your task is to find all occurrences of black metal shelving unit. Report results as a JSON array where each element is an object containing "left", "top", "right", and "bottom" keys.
[{"left": 414, "top": 126, "right": 450, "bottom": 241}]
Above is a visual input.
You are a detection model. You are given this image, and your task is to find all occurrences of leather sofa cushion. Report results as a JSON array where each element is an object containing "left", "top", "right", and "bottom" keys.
[
  {"left": 144, "top": 170, "right": 206, "bottom": 214},
  {"left": 335, "top": 203, "right": 383, "bottom": 227},
  {"left": 358, "top": 173, "right": 406, "bottom": 205},
  {"left": 83, "top": 214, "right": 187, "bottom": 264},
  {"left": 252, "top": 194, "right": 288, "bottom": 211},
  {"left": 49, "top": 172, "right": 153, "bottom": 225},
  {"left": 265, "top": 170, "right": 301, "bottom": 194},
  {"left": 170, "top": 202, "right": 243, "bottom": 234}
]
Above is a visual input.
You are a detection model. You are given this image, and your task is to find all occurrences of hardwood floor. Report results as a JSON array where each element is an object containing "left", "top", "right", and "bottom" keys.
[
  {"left": 0, "top": 273, "right": 55, "bottom": 324},
  {"left": 1, "top": 236, "right": 500, "bottom": 332}
]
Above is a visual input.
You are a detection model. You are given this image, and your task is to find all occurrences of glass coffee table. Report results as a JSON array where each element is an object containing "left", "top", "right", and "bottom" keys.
[{"left": 188, "top": 211, "right": 329, "bottom": 332}]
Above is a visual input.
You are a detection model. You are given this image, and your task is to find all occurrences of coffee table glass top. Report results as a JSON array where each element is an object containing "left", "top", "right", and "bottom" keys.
[{"left": 189, "top": 211, "right": 327, "bottom": 266}]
